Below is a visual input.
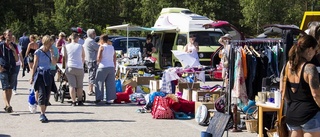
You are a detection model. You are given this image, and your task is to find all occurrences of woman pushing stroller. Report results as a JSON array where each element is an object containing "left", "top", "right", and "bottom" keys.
[{"left": 61, "top": 33, "right": 85, "bottom": 106}]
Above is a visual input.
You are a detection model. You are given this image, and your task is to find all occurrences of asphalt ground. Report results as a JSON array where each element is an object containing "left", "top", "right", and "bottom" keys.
[{"left": 0, "top": 70, "right": 258, "bottom": 137}]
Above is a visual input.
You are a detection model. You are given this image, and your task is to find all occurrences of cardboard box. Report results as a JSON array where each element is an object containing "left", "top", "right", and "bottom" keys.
[
  {"left": 149, "top": 80, "right": 161, "bottom": 91},
  {"left": 134, "top": 76, "right": 154, "bottom": 85},
  {"left": 192, "top": 90, "right": 222, "bottom": 102},
  {"left": 195, "top": 102, "right": 215, "bottom": 114},
  {"left": 182, "top": 89, "right": 192, "bottom": 101},
  {"left": 122, "top": 79, "right": 138, "bottom": 92},
  {"left": 178, "top": 82, "right": 200, "bottom": 92}
]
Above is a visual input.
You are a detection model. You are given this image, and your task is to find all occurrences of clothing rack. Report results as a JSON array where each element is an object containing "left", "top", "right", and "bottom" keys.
[
  {"left": 226, "top": 39, "right": 284, "bottom": 109},
  {"left": 221, "top": 28, "right": 300, "bottom": 136},
  {"left": 224, "top": 39, "right": 285, "bottom": 132}
]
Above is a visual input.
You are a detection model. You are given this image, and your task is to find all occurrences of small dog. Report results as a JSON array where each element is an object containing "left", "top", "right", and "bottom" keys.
[{"left": 114, "top": 85, "right": 133, "bottom": 103}]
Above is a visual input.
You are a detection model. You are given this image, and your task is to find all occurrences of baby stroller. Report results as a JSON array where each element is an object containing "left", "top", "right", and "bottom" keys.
[{"left": 54, "top": 68, "right": 86, "bottom": 103}]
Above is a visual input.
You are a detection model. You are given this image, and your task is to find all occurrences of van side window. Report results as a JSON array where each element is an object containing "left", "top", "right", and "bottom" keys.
[
  {"left": 176, "top": 34, "right": 187, "bottom": 45},
  {"left": 153, "top": 34, "right": 162, "bottom": 51}
]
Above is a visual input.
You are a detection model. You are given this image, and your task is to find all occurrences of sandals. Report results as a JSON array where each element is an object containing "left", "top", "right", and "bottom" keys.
[
  {"left": 4, "top": 106, "right": 13, "bottom": 113},
  {"left": 88, "top": 92, "right": 95, "bottom": 96}
]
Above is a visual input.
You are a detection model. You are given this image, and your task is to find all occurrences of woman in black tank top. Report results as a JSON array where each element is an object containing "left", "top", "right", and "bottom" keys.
[
  {"left": 281, "top": 35, "right": 320, "bottom": 136},
  {"left": 25, "top": 35, "right": 39, "bottom": 71}
]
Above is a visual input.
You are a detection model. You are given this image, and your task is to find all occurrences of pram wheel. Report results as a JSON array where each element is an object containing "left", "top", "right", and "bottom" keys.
[
  {"left": 60, "top": 88, "right": 66, "bottom": 103},
  {"left": 54, "top": 92, "right": 59, "bottom": 102}
]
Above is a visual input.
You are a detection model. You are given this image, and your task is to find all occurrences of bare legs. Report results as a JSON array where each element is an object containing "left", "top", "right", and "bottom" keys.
[
  {"left": 69, "top": 87, "right": 83, "bottom": 104},
  {"left": 3, "top": 89, "right": 12, "bottom": 107}
]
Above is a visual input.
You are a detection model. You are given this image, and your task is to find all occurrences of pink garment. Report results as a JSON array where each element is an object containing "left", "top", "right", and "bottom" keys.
[
  {"left": 232, "top": 48, "right": 248, "bottom": 104},
  {"left": 57, "top": 39, "right": 65, "bottom": 63}
]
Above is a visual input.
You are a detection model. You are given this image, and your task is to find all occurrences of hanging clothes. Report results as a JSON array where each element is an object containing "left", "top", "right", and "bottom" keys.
[
  {"left": 232, "top": 47, "right": 248, "bottom": 104},
  {"left": 241, "top": 48, "right": 247, "bottom": 79},
  {"left": 160, "top": 68, "right": 180, "bottom": 93},
  {"left": 221, "top": 44, "right": 231, "bottom": 79},
  {"left": 245, "top": 54, "right": 257, "bottom": 100}
]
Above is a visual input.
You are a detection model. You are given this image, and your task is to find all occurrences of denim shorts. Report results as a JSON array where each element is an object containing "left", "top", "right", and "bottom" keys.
[
  {"left": 287, "top": 111, "right": 320, "bottom": 132},
  {"left": 0, "top": 72, "right": 15, "bottom": 90}
]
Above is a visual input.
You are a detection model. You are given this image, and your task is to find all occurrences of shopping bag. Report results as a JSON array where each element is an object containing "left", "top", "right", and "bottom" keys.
[
  {"left": 152, "top": 96, "right": 174, "bottom": 119},
  {"left": 28, "top": 88, "right": 37, "bottom": 113},
  {"left": 115, "top": 79, "right": 122, "bottom": 92}
]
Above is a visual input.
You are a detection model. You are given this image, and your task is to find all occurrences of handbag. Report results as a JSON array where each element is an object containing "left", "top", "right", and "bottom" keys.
[{"left": 276, "top": 64, "right": 289, "bottom": 137}]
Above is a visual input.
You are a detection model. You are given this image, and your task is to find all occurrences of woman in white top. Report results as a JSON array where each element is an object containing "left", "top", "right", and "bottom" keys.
[
  {"left": 62, "top": 33, "right": 85, "bottom": 106},
  {"left": 184, "top": 34, "right": 200, "bottom": 66},
  {"left": 94, "top": 34, "right": 116, "bottom": 104}
]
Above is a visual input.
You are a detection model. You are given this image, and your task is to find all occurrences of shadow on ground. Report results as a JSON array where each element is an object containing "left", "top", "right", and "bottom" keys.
[
  {"left": 12, "top": 111, "right": 94, "bottom": 115},
  {"left": 49, "top": 119, "right": 136, "bottom": 123}
]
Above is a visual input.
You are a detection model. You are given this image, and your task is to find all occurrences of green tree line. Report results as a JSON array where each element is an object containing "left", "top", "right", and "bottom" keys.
[{"left": 0, "top": 0, "right": 319, "bottom": 37}]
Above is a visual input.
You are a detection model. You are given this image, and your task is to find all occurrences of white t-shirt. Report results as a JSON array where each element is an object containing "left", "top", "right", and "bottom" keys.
[
  {"left": 98, "top": 44, "right": 115, "bottom": 68},
  {"left": 62, "top": 42, "right": 83, "bottom": 69}
]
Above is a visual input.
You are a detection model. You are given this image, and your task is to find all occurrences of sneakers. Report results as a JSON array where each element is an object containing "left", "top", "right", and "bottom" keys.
[
  {"left": 4, "top": 106, "right": 13, "bottom": 113},
  {"left": 94, "top": 100, "right": 101, "bottom": 104},
  {"left": 71, "top": 102, "right": 76, "bottom": 107},
  {"left": 106, "top": 100, "right": 113, "bottom": 104},
  {"left": 12, "top": 90, "right": 18, "bottom": 95},
  {"left": 39, "top": 114, "right": 48, "bottom": 123},
  {"left": 77, "top": 101, "right": 84, "bottom": 106}
]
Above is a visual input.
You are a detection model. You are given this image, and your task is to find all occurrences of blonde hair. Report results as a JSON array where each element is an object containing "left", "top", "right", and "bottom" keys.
[
  {"left": 59, "top": 32, "right": 66, "bottom": 37},
  {"left": 42, "top": 35, "right": 51, "bottom": 46}
]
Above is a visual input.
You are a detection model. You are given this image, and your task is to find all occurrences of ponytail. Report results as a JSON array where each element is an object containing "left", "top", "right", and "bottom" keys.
[{"left": 288, "top": 35, "right": 318, "bottom": 73}]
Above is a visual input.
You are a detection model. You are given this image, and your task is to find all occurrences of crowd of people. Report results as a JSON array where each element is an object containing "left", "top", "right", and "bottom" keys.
[{"left": 0, "top": 29, "right": 118, "bottom": 123}]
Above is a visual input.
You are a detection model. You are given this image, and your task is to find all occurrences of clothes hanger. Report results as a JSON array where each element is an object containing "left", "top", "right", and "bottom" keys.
[
  {"left": 244, "top": 45, "right": 252, "bottom": 55},
  {"left": 250, "top": 45, "right": 261, "bottom": 57}
]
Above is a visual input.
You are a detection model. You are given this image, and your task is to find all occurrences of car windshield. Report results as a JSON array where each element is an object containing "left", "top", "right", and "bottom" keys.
[
  {"left": 119, "top": 40, "right": 140, "bottom": 48},
  {"left": 190, "top": 31, "right": 223, "bottom": 46}
]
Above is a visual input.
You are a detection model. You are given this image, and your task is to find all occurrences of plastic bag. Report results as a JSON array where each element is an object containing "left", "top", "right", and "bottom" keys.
[
  {"left": 115, "top": 79, "right": 122, "bottom": 93},
  {"left": 28, "top": 88, "right": 37, "bottom": 113}
]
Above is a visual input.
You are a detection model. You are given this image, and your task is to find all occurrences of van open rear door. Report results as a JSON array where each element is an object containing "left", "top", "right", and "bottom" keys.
[{"left": 202, "top": 21, "right": 244, "bottom": 80}]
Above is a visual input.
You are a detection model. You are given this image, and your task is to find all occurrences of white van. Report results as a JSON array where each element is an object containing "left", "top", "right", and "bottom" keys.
[{"left": 151, "top": 7, "right": 224, "bottom": 69}]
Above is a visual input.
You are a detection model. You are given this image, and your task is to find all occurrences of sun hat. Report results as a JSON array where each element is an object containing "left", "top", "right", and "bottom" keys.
[{"left": 221, "top": 34, "right": 232, "bottom": 39}]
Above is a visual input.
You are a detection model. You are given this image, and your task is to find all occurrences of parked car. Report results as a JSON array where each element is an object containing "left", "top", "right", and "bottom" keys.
[
  {"left": 111, "top": 37, "right": 146, "bottom": 58},
  {"left": 94, "top": 35, "right": 122, "bottom": 43}
]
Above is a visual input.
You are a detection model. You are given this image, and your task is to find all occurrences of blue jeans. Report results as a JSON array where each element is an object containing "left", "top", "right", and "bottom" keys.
[
  {"left": 13, "top": 65, "right": 20, "bottom": 91},
  {"left": 287, "top": 111, "right": 320, "bottom": 132}
]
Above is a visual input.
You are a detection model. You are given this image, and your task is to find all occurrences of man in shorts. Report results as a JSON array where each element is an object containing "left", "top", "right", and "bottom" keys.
[
  {"left": 0, "top": 29, "right": 19, "bottom": 113},
  {"left": 83, "top": 29, "right": 99, "bottom": 97}
]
